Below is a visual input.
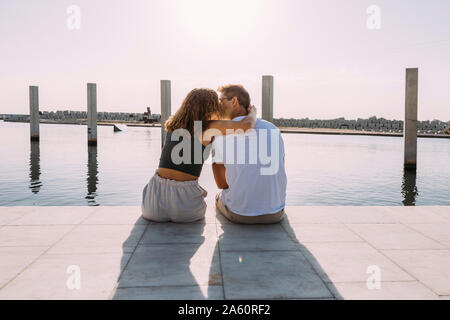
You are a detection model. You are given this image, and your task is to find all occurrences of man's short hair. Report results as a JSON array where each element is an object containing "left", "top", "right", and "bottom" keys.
[{"left": 217, "top": 84, "right": 250, "bottom": 111}]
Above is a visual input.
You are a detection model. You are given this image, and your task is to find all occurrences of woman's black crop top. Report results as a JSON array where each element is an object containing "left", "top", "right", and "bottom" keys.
[{"left": 158, "top": 131, "right": 211, "bottom": 177}]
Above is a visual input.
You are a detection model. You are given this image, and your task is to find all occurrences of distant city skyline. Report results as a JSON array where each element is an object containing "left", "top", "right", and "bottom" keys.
[{"left": 1, "top": 0, "right": 450, "bottom": 121}]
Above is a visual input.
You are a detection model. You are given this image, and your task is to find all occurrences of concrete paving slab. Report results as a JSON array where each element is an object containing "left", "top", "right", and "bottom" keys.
[
  {"left": 382, "top": 249, "right": 450, "bottom": 296},
  {"left": 282, "top": 223, "right": 362, "bottom": 243},
  {"left": 431, "top": 206, "right": 450, "bottom": 222},
  {"left": 220, "top": 250, "right": 333, "bottom": 299},
  {"left": 385, "top": 206, "right": 449, "bottom": 224},
  {"left": 111, "top": 285, "right": 224, "bottom": 300},
  {"left": 217, "top": 224, "right": 298, "bottom": 251},
  {"left": 299, "top": 242, "right": 415, "bottom": 283},
  {"left": 8, "top": 206, "right": 96, "bottom": 226},
  {"left": 0, "top": 225, "right": 73, "bottom": 247},
  {"left": 329, "top": 281, "right": 438, "bottom": 300},
  {"left": 0, "top": 246, "right": 48, "bottom": 288},
  {"left": 0, "top": 253, "right": 130, "bottom": 299},
  {"left": 406, "top": 223, "right": 450, "bottom": 247},
  {"left": 281, "top": 206, "right": 340, "bottom": 224},
  {"left": 82, "top": 206, "right": 148, "bottom": 225},
  {"left": 346, "top": 224, "right": 446, "bottom": 250},
  {"left": 47, "top": 224, "right": 147, "bottom": 254},
  {"left": 328, "top": 207, "right": 397, "bottom": 224},
  {"left": 139, "top": 223, "right": 217, "bottom": 245},
  {"left": 117, "top": 243, "right": 221, "bottom": 288},
  {"left": 0, "top": 207, "right": 37, "bottom": 225}
]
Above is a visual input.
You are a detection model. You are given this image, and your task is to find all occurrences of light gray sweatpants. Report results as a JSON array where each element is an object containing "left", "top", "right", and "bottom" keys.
[{"left": 141, "top": 172, "right": 208, "bottom": 223}]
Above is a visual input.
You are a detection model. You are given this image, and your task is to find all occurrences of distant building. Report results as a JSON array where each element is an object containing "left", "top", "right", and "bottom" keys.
[{"left": 143, "top": 107, "right": 160, "bottom": 123}]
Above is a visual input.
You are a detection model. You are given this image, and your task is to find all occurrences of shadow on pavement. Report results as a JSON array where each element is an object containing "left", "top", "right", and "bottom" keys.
[{"left": 112, "top": 206, "right": 342, "bottom": 300}]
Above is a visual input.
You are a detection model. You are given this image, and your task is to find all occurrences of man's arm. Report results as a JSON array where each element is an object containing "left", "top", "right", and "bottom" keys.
[
  {"left": 212, "top": 163, "right": 229, "bottom": 189},
  {"left": 211, "top": 135, "right": 229, "bottom": 189}
]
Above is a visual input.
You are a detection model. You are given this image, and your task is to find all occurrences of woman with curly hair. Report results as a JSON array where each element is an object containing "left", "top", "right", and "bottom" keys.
[{"left": 141, "top": 88, "right": 256, "bottom": 223}]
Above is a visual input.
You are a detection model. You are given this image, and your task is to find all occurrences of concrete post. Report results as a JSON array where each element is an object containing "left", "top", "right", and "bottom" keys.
[
  {"left": 29, "top": 86, "right": 39, "bottom": 141},
  {"left": 404, "top": 68, "right": 418, "bottom": 170},
  {"left": 262, "top": 75, "right": 274, "bottom": 123},
  {"left": 87, "top": 83, "right": 97, "bottom": 146},
  {"left": 160, "top": 80, "right": 171, "bottom": 147}
]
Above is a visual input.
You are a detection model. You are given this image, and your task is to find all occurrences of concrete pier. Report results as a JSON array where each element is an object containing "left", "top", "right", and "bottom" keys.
[
  {"left": 29, "top": 86, "right": 39, "bottom": 141},
  {"left": 262, "top": 75, "right": 274, "bottom": 123},
  {"left": 404, "top": 68, "right": 418, "bottom": 170},
  {"left": 87, "top": 83, "right": 97, "bottom": 146},
  {"left": 0, "top": 205, "right": 449, "bottom": 300},
  {"left": 160, "top": 80, "right": 171, "bottom": 147}
]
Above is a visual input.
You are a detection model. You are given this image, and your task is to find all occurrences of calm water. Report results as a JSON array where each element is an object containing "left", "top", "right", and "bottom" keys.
[{"left": 1, "top": 120, "right": 449, "bottom": 206}]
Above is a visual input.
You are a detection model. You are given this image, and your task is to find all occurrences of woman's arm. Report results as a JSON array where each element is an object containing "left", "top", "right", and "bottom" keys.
[
  {"left": 202, "top": 106, "right": 256, "bottom": 145},
  {"left": 207, "top": 105, "right": 256, "bottom": 135}
]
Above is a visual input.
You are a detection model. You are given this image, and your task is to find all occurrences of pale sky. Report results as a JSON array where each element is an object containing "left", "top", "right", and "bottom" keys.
[{"left": 1, "top": 0, "right": 449, "bottom": 121}]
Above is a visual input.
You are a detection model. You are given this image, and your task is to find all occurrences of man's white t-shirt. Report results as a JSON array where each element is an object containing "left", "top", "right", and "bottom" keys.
[{"left": 212, "top": 117, "right": 287, "bottom": 216}]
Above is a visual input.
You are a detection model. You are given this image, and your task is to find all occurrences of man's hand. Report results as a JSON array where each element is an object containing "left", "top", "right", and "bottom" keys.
[
  {"left": 247, "top": 105, "right": 256, "bottom": 115},
  {"left": 241, "top": 105, "right": 256, "bottom": 130}
]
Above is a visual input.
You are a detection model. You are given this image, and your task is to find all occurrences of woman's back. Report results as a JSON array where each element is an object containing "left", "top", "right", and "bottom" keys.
[{"left": 157, "top": 131, "right": 211, "bottom": 181}]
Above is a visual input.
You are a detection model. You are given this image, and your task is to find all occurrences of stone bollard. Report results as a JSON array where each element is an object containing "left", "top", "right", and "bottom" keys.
[
  {"left": 262, "top": 75, "right": 274, "bottom": 123},
  {"left": 87, "top": 83, "right": 97, "bottom": 146},
  {"left": 29, "top": 86, "right": 39, "bottom": 141},
  {"left": 404, "top": 68, "right": 418, "bottom": 170},
  {"left": 160, "top": 80, "right": 171, "bottom": 148}
]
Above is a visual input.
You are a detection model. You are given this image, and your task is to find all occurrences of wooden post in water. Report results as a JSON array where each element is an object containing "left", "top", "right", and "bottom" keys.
[
  {"left": 29, "top": 86, "right": 39, "bottom": 141},
  {"left": 160, "top": 80, "right": 171, "bottom": 147},
  {"left": 87, "top": 83, "right": 97, "bottom": 146},
  {"left": 262, "top": 75, "right": 274, "bottom": 123},
  {"left": 404, "top": 68, "right": 418, "bottom": 170}
]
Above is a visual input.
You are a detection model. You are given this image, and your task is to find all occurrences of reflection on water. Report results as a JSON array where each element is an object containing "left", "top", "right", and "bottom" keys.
[
  {"left": 86, "top": 145, "right": 99, "bottom": 206},
  {"left": 402, "top": 169, "right": 419, "bottom": 206},
  {"left": 2, "top": 122, "right": 449, "bottom": 206},
  {"left": 29, "top": 141, "right": 42, "bottom": 194}
]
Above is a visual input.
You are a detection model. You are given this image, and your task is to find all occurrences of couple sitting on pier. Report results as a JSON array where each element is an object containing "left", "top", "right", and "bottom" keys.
[{"left": 141, "top": 84, "right": 287, "bottom": 224}]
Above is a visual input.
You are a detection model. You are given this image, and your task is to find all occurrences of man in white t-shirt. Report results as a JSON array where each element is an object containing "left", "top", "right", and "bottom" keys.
[{"left": 211, "top": 84, "right": 287, "bottom": 224}]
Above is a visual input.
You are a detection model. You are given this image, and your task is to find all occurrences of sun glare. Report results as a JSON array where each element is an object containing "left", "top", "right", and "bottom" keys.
[{"left": 173, "top": 0, "right": 260, "bottom": 42}]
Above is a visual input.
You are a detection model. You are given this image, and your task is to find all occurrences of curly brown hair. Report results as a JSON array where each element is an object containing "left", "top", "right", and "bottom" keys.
[{"left": 165, "top": 88, "right": 224, "bottom": 135}]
